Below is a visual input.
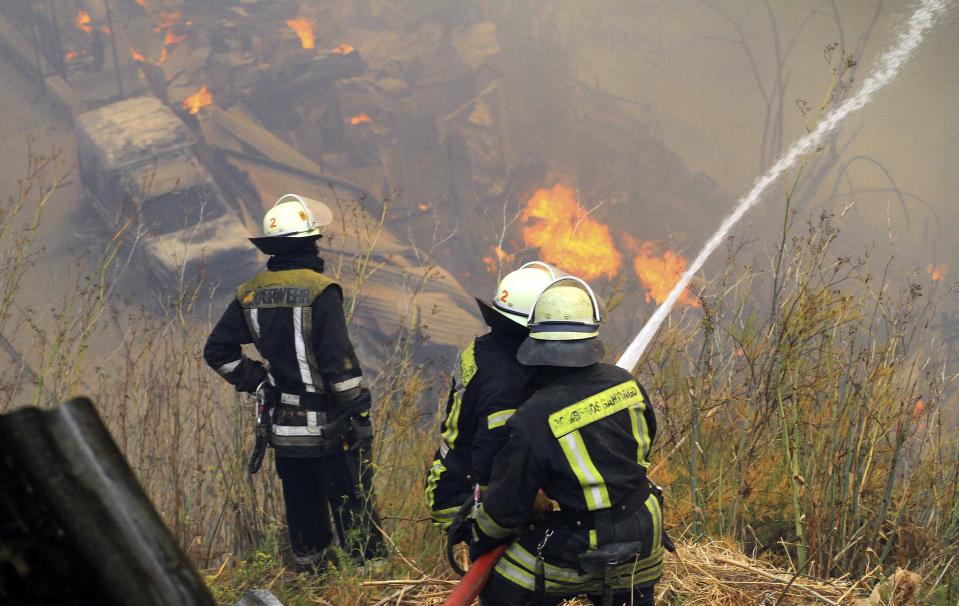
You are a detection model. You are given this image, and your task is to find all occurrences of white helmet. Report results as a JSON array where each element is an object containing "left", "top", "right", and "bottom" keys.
[
  {"left": 250, "top": 194, "right": 334, "bottom": 254},
  {"left": 261, "top": 193, "right": 333, "bottom": 238},
  {"left": 490, "top": 261, "right": 561, "bottom": 326},
  {"left": 517, "top": 276, "right": 605, "bottom": 367}
]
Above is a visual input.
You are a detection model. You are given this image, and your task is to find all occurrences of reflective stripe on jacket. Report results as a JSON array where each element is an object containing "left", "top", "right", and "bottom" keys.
[{"left": 473, "top": 363, "right": 663, "bottom": 593}]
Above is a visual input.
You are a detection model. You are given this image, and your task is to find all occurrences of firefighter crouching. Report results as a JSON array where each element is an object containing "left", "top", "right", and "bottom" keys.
[
  {"left": 425, "top": 262, "right": 560, "bottom": 532},
  {"left": 470, "top": 277, "right": 664, "bottom": 606},
  {"left": 204, "top": 194, "right": 386, "bottom": 571}
]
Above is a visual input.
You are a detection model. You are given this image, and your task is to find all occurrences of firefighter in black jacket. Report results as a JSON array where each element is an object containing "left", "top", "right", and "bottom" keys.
[
  {"left": 204, "top": 194, "right": 385, "bottom": 571},
  {"left": 425, "top": 262, "right": 559, "bottom": 530},
  {"left": 470, "top": 277, "right": 663, "bottom": 606}
]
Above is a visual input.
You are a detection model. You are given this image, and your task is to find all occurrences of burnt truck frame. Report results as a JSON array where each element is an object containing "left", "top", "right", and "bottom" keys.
[{"left": 75, "top": 96, "right": 254, "bottom": 284}]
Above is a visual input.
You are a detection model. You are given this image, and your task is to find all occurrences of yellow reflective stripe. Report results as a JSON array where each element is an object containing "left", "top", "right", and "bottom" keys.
[
  {"left": 558, "top": 430, "right": 611, "bottom": 510},
  {"left": 588, "top": 529, "right": 598, "bottom": 550},
  {"left": 475, "top": 505, "right": 514, "bottom": 539},
  {"left": 494, "top": 555, "right": 536, "bottom": 589},
  {"left": 548, "top": 380, "right": 643, "bottom": 438},
  {"left": 460, "top": 340, "right": 477, "bottom": 386},
  {"left": 487, "top": 408, "right": 517, "bottom": 430},
  {"left": 440, "top": 392, "right": 463, "bottom": 447},
  {"left": 425, "top": 459, "right": 446, "bottom": 509},
  {"left": 628, "top": 401, "right": 652, "bottom": 468},
  {"left": 647, "top": 493, "right": 663, "bottom": 552},
  {"left": 498, "top": 543, "right": 658, "bottom": 592}
]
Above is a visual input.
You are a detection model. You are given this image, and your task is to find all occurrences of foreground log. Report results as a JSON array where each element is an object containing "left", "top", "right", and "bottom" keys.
[{"left": 0, "top": 398, "right": 215, "bottom": 606}]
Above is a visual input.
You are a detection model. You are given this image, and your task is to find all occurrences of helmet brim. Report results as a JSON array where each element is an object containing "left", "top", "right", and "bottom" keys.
[
  {"left": 249, "top": 234, "right": 321, "bottom": 255},
  {"left": 516, "top": 336, "right": 604, "bottom": 367}
]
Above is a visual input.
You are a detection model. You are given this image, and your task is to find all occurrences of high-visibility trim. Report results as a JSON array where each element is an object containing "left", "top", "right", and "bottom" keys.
[
  {"left": 588, "top": 529, "right": 598, "bottom": 550},
  {"left": 216, "top": 359, "right": 242, "bottom": 376},
  {"left": 475, "top": 505, "right": 515, "bottom": 540},
  {"left": 292, "top": 307, "right": 316, "bottom": 393},
  {"left": 628, "top": 401, "right": 652, "bottom": 468},
  {"left": 424, "top": 459, "right": 446, "bottom": 516},
  {"left": 441, "top": 392, "right": 463, "bottom": 449},
  {"left": 496, "top": 541, "right": 663, "bottom": 593},
  {"left": 558, "top": 430, "right": 611, "bottom": 510},
  {"left": 272, "top": 424, "right": 324, "bottom": 436},
  {"left": 280, "top": 393, "right": 300, "bottom": 406},
  {"left": 548, "top": 380, "right": 643, "bottom": 438},
  {"left": 460, "top": 341, "right": 477, "bottom": 386},
  {"left": 300, "top": 305, "right": 324, "bottom": 392},
  {"left": 332, "top": 376, "right": 362, "bottom": 392},
  {"left": 487, "top": 408, "right": 516, "bottom": 430},
  {"left": 244, "top": 308, "right": 262, "bottom": 349},
  {"left": 307, "top": 411, "right": 318, "bottom": 427},
  {"left": 646, "top": 493, "right": 662, "bottom": 553}
]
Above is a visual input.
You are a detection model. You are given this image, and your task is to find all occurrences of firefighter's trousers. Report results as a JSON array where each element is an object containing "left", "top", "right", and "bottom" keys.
[{"left": 275, "top": 448, "right": 385, "bottom": 563}]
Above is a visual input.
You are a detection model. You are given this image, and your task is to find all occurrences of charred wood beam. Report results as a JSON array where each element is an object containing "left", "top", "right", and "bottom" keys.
[{"left": 0, "top": 398, "right": 215, "bottom": 606}]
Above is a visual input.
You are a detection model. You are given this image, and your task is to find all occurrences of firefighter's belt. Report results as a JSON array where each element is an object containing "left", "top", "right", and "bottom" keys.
[
  {"left": 551, "top": 481, "right": 650, "bottom": 530},
  {"left": 268, "top": 387, "right": 329, "bottom": 410}
]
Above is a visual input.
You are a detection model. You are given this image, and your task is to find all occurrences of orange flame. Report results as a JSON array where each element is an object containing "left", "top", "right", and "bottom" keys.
[
  {"left": 331, "top": 43, "right": 355, "bottom": 55},
  {"left": 928, "top": 264, "right": 947, "bottom": 281},
  {"left": 286, "top": 18, "right": 315, "bottom": 49},
  {"left": 623, "top": 235, "right": 700, "bottom": 308},
  {"left": 164, "top": 29, "right": 187, "bottom": 46},
  {"left": 75, "top": 10, "right": 93, "bottom": 33},
  {"left": 350, "top": 113, "right": 373, "bottom": 125},
  {"left": 418, "top": 203, "right": 430, "bottom": 211},
  {"left": 182, "top": 86, "right": 212, "bottom": 115},
  {"left": 156, "top": 46, "right": 168, "bottom": 65},
  {"left": 64, "top": 51, "right": 78, "bottom": 63},
  {"left": 520, "top": 184, "right": 621, "bottom": 281},
  {"left": 481, "top": 246, "right": 516, "bottom": 274},
  {"left": 129, "top": 47, "right": 145, "bottom": 62}
]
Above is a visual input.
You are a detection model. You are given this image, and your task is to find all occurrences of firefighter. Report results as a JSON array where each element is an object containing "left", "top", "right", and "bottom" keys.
[
  {"left": 425, "top": 262, "right": 560, "bottom": 531},
  {"left": 470, "top": 276, "right": 664, "bottom": 606},
  {"left": 203, "top": 194, "right": 385, "bottom": 571}
]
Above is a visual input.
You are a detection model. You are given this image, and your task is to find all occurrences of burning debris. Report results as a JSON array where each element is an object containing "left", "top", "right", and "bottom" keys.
[
  {"left": 182, "top": 86, "right": 212, "bottom": 115},
  {"left": 928, "top": 263, "right": 947, "bottom": 281},
  {"left": 74, "top": 9, "right": 93, "bottom": 34},
  {"left": 286, "top": 18, "right": 315, "bottom": 50},
  {"left": 349, "top": 113, "right": 373, "bottom": 125}
]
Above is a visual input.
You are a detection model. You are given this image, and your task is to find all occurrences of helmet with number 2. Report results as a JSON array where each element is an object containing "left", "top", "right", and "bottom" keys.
[
  {"left": 249, "top": 193, "right": 334, "bottom": 255},
  {"left": 489, "top": 261, "right": 562, "bottom": 326}
]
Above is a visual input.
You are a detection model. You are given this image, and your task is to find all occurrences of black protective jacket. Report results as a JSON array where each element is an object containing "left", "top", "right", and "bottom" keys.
[
  {"left": 472, "top": 363, "right": 664, "bottom": 593},
  {"left": 203, "top": 254, "right": 366, "bottom": 453},
  {"left": 426, "top": 306, "right": 531, "bottom": 528}
]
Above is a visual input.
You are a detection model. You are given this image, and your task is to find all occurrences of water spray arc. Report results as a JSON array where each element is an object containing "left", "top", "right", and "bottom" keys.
[{"left": 616, "top": 0, "right": 948, "bottom": 372}]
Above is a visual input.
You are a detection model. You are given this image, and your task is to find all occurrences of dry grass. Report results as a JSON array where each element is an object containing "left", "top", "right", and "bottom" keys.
[{"left": 341, "top": 540, "right": 867, "bottom": 606}]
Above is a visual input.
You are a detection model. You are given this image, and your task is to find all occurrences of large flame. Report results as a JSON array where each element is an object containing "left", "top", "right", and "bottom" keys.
[
  {"left": 520, "top": 184, "right": 621, "bottom": 281},
  {"left": 350, "top": 113, "right": 373, "bottom": 125},
  {"left": 182, "top": 86, "right": 212, "bottom": 115},
  {"left": 622, "top": 234, "right": 699, "bottom": 307},
  {"left": 286, "top": 18, "right": 315, "bottom": 49},
  {"left": 331, "top": 43, "right": 355, "bottom": 55},
  {"left": 75, "top": 10, "right": 93, "bottom": 33}
]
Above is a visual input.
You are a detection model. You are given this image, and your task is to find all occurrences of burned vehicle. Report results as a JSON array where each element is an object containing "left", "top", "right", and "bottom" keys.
[{"left": 75, "top": 96, "right": 254, "bottom": 283}]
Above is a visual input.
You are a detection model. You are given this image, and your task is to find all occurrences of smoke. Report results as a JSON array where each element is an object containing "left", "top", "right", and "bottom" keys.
[{"left": 617, "top": 0, "right": 950, "bottom": 371}]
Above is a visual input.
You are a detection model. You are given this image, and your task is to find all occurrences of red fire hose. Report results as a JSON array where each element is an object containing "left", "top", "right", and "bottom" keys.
[{"left": 441, "top": 545, "right": 508, "bottom": 606}]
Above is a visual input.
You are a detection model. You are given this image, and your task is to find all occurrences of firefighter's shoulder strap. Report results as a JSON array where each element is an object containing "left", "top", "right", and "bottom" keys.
[{"left": 236, "top": 269, "right": 340, "bottom": 308}]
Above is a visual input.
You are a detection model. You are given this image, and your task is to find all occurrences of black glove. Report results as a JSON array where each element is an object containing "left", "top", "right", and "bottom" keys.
[
  {"left": 349, "top": 414, "right": 374, "bottom": 452},
  {"left": 447, "top": 495, "right": 476, "bottom": 547}
]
